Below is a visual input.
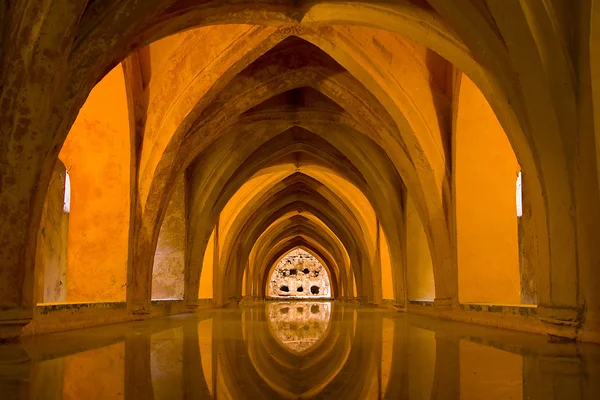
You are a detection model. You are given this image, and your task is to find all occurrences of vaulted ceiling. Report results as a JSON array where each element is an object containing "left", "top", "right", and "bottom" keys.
[{"left": 2, "top": 0, "right": 599, "bottom": 340}]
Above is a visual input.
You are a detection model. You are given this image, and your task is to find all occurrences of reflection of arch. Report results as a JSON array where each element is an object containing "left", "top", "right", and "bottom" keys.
[
  {"left": 266, "top": 248, "right": 332, "bottom": 299},
  {"left": 265, "top": 301, "right": 332, "bottom": 354},
  {"left": 241, "top": 303, "right": 358, "bottom": 399}
]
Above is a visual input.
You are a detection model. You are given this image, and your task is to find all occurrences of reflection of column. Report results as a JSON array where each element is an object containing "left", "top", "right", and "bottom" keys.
[
  {"left": 430, "top": 333, "right": 460, "bottom": 400},
  {"left": 30, "top": 358, "right": 65, "bottom": 400},
  {"left": 182, "top": 323, "right": 211, "bottom": 399},
  {"left": 383, "top": 319, "right": 409, "bottom": 399},
  {"left": 522, "top": 354, "right": 594, "bottom": 399},
  {"left": 125, "top": 335, "right": 154, "bottom": 400},
  {"left": 0, "top": 343, "right": 32, "bottom": 398}
]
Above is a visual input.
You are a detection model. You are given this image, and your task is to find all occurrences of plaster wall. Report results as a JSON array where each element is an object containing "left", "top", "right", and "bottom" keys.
[
  {"left": 143, "top": 31, "right": 190, "bottom": 87},
  {"left": 152, "top": 175, "right": 186, "bottom": 300},
  {"left": 59, "top": 65, "right": 131, "bottom": 302},
  {"left": 199, "top": 230, "right": 215, "bottom": 299},
  {"left": 455, "top": 75, "right": 521, "bottom": 305},
  {"left": 35, "top": 162, "right": 69, "bottom": 303},
  {"left": 218, "top": 171, "right": 288, "bottom": 257},
  {"left": 406, "top": 195, "right": 435, "bottom": 301}
]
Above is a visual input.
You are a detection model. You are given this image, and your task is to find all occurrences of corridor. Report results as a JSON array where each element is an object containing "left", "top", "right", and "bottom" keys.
[
  {"left": 2, "top": 302, "right": 599, "bottom": 399},
  {"left": 2, "top": 2, "right": 600, "bottom": 399}
]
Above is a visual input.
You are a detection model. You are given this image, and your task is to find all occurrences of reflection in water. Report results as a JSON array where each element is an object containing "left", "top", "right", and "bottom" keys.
[
  {"left": 2, "top": 302, "right": 600, "bottom": 399},
  {"left": 267, "top": 301, "right": 331, "bottom": 353}
]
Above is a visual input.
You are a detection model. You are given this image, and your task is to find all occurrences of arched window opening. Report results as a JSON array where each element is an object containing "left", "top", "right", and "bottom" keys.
[
  {"left": 267, "top": 249, "right": 331, "bottom": 298},
  {"left": 516, "top": 171, "right": 523, "bottom": 218},
  {"left": 63, "top": 171, "right": 71, "bottom": 213}
]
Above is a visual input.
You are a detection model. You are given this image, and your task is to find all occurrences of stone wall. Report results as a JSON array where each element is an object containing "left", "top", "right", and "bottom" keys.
[
  {"left": 35, "top": 161, "right": 69, "bottom": 303},
  {"left": 268, "top": 249, "right": 331, "bottom": 298},
  {"left": 152, "top": 175, "right": 186, "bottom": 299}
]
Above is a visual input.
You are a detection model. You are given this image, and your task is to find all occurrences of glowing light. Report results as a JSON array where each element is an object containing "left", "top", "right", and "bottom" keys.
[
  {"left": 64, "top": 172, "right": 71, "bottom": 213},
  {"left": 516, "top": 172, "right": 522, "bottom": 217}
]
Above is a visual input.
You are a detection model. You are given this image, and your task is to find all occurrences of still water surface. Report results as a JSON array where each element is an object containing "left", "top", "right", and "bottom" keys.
[{"left": 2, "top": 302, "right": 600, "bottom": 399}]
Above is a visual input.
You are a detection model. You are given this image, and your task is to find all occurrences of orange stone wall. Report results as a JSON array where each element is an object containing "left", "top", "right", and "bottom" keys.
[
  {"left": 455, "top": 75, "right": 521, "bottom": 305},
  {"left": 59, "top": 65, "right": 131, "bottom": 302}
]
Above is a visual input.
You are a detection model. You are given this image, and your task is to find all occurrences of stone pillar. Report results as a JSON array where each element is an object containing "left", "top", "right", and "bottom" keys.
[
  {"left": 152, "top": 175, "right": 186, "bottom": 301},
  {"left": 34, "top": 161, "right": 69, "bottom": 304}
]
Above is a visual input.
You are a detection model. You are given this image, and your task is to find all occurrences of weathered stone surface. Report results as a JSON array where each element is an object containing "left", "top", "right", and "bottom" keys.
[
  {"left": 35, "top": 161, "right": 69, "bottom": 304},
  {"left": 268, "top": 249, "right": 331, "bottom": 298},
  {"left": 151, "top": 175, "right": 186, "bottom": 300}
]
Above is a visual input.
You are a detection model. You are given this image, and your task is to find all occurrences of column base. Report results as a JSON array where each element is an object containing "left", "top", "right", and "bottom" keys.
[
  {"left": 185, "top": 301, "right": 199, "bottom": 311},
  {"left": 226, "top": 297, "right": 243, "bottom": 308},
  {"left": 130, "top": 303, "right": 151, "bottom": 316},
  {"left": 0, "top": 320, "right": 30, "bottom": 341},
  {"left": 0, "top": 308, "right": 32, "bottom": 341},
  {"left": 433, "top": 297, "right": 455, "bottom": 309},
  {"left": 538, "top": 304, "right": 583, "bottom": 340},
  {"left": 239, "top": 296, "right": 257, "bottom": 306}
]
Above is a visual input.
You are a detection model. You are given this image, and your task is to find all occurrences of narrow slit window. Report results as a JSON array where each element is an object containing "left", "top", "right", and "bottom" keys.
[
  {"left": 516, "top": 171, "right": 522, "bottom": 217},
  {"left": 63, "top": 172, "right": 71, "bottom": 213}
]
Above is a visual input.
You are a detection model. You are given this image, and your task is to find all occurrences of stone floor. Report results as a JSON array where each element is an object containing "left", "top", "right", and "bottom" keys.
[{"left": 2, "top": 302, "right": 600, "bottom": 399}]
